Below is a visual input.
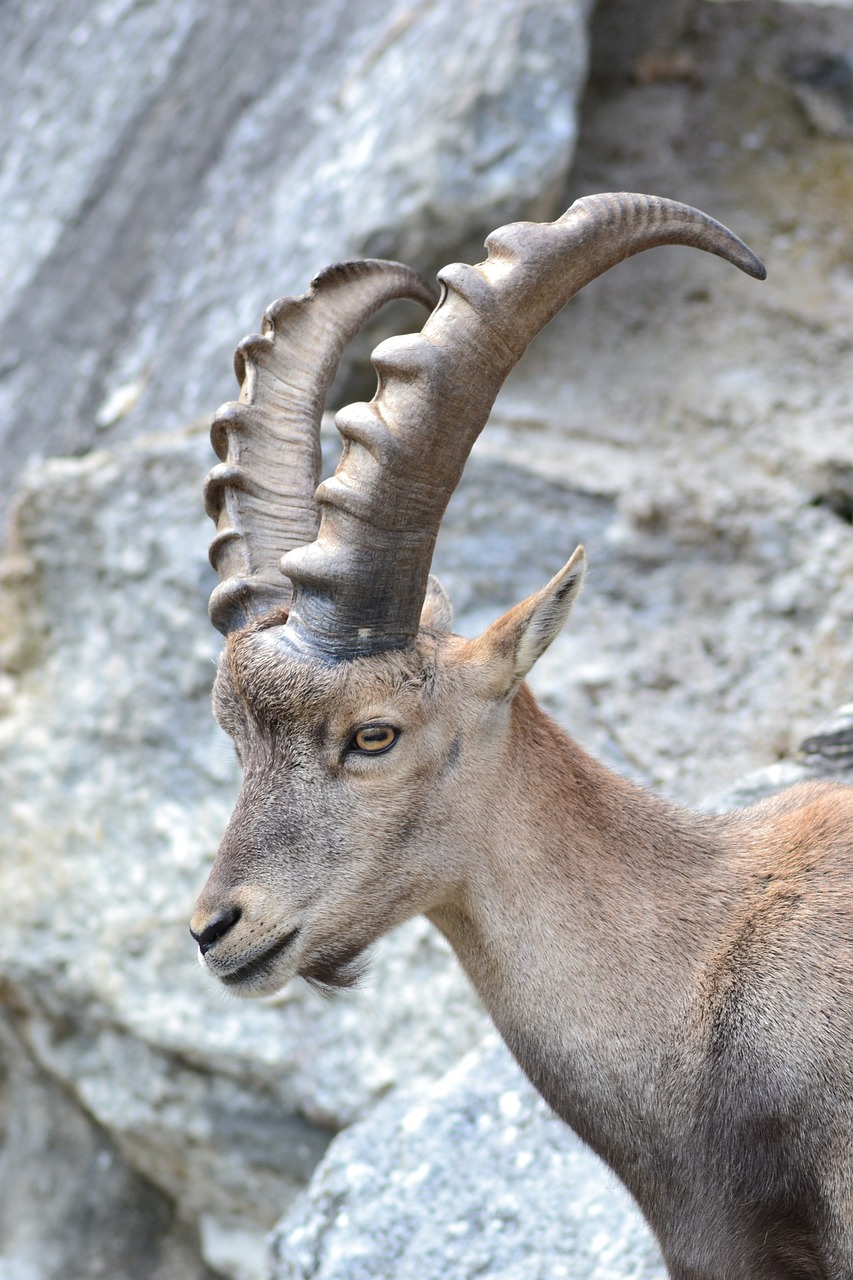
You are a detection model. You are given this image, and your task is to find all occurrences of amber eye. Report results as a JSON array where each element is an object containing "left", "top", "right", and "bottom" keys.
[{"left": 351, "top": 724, "right": 399, "bottom": 755}]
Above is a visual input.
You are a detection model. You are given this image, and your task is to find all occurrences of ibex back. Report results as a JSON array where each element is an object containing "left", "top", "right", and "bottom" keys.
[{"left": 191, "top": 194, "right": 853, "bottom": 1280}]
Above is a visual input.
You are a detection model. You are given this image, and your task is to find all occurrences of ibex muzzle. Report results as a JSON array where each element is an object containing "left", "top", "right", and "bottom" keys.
[{"left": 191, "top": 195, "right": 853, "bottom": 1279}]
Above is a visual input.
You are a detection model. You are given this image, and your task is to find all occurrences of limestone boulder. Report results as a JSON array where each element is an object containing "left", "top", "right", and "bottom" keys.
[
  {"left": 269, "top": 1036, "right": 667, "bottom": 1280},
  {"left": 0, "top": 426, "right": 495, "bottom": 1277},
  {"left": 0, "top": 1015, "right": 217, "bottom": 1280}
]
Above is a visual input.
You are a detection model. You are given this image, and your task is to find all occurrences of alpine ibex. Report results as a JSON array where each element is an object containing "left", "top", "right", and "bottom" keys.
[{"left": 191, "top": 193, "right": 853, "bottom": 1279}]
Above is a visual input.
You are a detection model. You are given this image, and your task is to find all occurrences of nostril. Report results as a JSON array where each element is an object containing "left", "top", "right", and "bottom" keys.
[{"left": 190, "top": 906, "right": 241, "bottom": 954}]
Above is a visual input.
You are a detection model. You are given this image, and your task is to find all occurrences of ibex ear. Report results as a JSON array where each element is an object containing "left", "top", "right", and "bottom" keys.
[
  {"left": 473, "top": 546, "right": 586, "bottom": 694},
  {"left": 420, "top": 574, "right": 454, "bottom": 633}
]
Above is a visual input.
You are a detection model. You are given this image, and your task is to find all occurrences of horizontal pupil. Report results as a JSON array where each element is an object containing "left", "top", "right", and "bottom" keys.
[{"left": 357, "top": 726, "right": 394, "bottom": 750}]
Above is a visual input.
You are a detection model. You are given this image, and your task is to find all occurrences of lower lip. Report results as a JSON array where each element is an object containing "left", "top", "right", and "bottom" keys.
[{"left": 220, "top": 926, "right": 301, "bottom": 987}]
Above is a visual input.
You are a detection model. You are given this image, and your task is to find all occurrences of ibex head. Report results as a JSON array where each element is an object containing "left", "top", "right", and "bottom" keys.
[{"left": 191, "top": 194, "right": 765, "bottom": 997}]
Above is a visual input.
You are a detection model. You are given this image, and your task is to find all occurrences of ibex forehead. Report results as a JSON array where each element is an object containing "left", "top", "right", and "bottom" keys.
[{"left": 216, "top": 623, "right": 446, "bottom": 732}]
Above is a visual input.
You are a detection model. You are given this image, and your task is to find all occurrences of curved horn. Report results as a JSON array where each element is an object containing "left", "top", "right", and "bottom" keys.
[
  {"left": 281, "top": 193, "right": 766, "bottom": 659},
  {"left": 205, "top": 260, "right": 438, "bottom": 635}
]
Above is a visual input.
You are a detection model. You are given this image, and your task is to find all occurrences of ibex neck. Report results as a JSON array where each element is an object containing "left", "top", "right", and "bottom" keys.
[{"left": 429, "top": 683, "right": 734, "bottom": 1188}]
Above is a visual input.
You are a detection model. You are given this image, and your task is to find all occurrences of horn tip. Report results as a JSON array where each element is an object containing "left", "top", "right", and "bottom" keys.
[{"left": 747, "top": 255, "right": 767, "bottom": 282}]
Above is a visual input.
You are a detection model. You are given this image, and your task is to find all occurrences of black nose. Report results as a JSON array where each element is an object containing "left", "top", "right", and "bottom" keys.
[{"left": 190, "top": 906, "right": 241, "bottom": 954}]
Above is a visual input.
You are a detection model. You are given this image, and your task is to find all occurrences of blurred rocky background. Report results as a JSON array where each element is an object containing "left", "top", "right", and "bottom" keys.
[{"left": 1, "top": 0, "right": 852, "bottom": 1276}]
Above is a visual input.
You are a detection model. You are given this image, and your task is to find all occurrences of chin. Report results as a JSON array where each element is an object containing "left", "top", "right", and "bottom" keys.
[
  {"left": 299, "top": 940, "right": 373, "bottom": 996},
  {"left": 220, "top": 966, "right": 295, "bottom": 999}
]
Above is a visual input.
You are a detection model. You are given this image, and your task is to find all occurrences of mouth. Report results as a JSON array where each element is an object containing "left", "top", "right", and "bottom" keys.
[{"left": 217, "top": 926, "right": 301, "bottom": 990}]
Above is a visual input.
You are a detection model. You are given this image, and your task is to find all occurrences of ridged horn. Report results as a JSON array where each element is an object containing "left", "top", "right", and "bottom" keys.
[
  {"left": 280, "top": 192, "right": 766, "bottom": 659},
  {"left": 205, "top": 260, "right": 438, "bottom": 635}
]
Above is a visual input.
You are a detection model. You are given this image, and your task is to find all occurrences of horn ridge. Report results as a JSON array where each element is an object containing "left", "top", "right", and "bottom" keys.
[
  {"left": 206, "top": 259, "right": 439, "bottom": 636},
  {"left": 281, "top": 193, "right": 766, "bottom": 658}
]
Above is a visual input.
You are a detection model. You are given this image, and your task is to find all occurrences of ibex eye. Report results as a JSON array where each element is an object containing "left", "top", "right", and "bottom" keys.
[{"left": 351, "top": 724, "right": 399, "bottom": 754}]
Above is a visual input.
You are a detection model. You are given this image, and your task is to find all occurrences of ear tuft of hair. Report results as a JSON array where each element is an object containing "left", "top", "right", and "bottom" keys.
[{"left": 512, "top": 545, "right": 586, "bottom": 683}]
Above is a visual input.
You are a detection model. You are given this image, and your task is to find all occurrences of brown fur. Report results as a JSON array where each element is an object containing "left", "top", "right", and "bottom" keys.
[{"left": 192, "top": 571, "right": 853, "bottom": 1279}]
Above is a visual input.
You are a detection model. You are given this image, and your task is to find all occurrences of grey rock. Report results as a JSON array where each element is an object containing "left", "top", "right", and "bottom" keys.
[
  {"left": 789, "top": 50, "right": 853, "bottom": 138},
  {"left": 0, "top": 0, "right": 592, "bottom": 517},
  {"left": 701, "top": 0, "right": 853, "bottom": 7},
  {"left": 0, "top": 427, "right": 512, "bottom": 1261},
  {"left": 268, "top": 1036, "right": 666, "bottom": 1280},
  {"left": 0, "top": 1012, "right": 216, "bottom": 1280},
  {"left": 0, "top": 417, "right": 628, "bottom": 1245},
  {"left": 701, "top": 703, "right": 853, "bottom": 813}
]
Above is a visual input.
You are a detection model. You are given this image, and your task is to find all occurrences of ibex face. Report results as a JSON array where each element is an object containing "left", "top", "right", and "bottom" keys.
[
  {"left": 193, "top": 551, "right": 587, "bottom": 997},
  {"left": 195, "top": 627, "right": 466, "bottom": 997}
]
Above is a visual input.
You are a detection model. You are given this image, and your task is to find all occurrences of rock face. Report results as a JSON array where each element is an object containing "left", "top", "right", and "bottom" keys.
[
  {"left": 0, "top": 0, "right": 592, "bottom": 518},
  {"left": 0, "top": 3, "right": 593, "bottom": 1271},
  {"left": 0, "top": 1017, "right": 217, "bottom": 1280},
  {"left": 0, "top": 427, "right": 492, "bottom": 1278},
  {"left": 270, "top": 1037, "right": 667, "bottom": 1280}
]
